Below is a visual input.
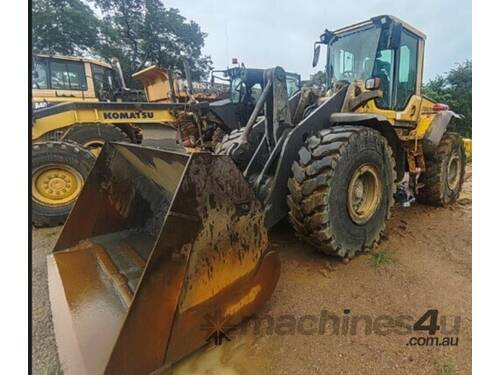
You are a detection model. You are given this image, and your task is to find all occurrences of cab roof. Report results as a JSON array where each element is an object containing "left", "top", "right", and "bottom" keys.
[
  {"left": 333, "top": 15, "right": 426, "bottom": 40},
  {"left": 34, "top": 54, "right": 113, "bottom": 69}
]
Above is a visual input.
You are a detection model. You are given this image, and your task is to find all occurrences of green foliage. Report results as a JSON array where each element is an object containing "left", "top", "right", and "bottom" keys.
[
  {"left": 43, "top": 363, "right": 63, "bottom": 375},
  {"left": 368, "top": 250, "right": 396, "bottom": 268},
  {"left": 32, "top": 0, "right": 101, "bottom": 54},
  {"left": 423, "top": 60, "right": 472, "bottom": 138},
  {"left": 32, "top": 0, "right": 212, "bottom": 85},
  {"left": 94, "top": 0, "right": 211, "bottom": 82}
]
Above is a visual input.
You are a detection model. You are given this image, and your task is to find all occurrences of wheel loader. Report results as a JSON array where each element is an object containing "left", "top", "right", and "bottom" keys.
[
  {"left": 47, "top": 15, "right": 466, "bottom": 374},
  {"left": 31, "top": 55, "right": 230, "bottom": 227}
]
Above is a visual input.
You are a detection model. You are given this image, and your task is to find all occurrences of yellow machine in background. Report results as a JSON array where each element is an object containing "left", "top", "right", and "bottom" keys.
[
  {"left": 132, "top": 65, "right": 226, "bottom": 103},
  {"left": 32, "top": 54, "right": 142, "bottom": 108},
  {"left": 31, "top": 55, "right": 225, "bottom": 227},
  {"left": 463, "top": 137, "right": 472, "bottom": 159},
  {"left": 31, "top": 55, "right": 225, "bottom": 146}
]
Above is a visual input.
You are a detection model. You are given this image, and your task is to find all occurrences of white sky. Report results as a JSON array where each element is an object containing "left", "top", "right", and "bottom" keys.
[{"left": 162, "top": 0, "right": 471, "bottom": 82}]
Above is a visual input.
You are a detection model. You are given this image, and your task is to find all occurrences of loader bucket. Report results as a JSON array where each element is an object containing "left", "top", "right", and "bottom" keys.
[{"left": 47, "top": 142, "right": 280, "bottom": 375}]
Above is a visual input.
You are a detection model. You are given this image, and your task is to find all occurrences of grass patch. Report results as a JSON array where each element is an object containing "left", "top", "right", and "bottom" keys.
[
  {"left": 43, "top": 364, "right": 63, "bottom": 375},
  {"left": 435, "top": 360, "right": 456, "bottom": 375},
  {"left": 368, "top": 250, "right": 396, "bottom": 268}
]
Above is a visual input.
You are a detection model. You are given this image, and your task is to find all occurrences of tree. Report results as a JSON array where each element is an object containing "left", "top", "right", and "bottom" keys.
[
  {"left": 32, "top": 0, "right": 212, "bottom": 85},
  {"left": 32, "top": 0, "right": 102, "bottom": 54},
  {"left": 93, "top": 0, "right": 212, "bottom": 83},
  {"left": 423, "top": 60, "right": 472, "bottom": 138}
]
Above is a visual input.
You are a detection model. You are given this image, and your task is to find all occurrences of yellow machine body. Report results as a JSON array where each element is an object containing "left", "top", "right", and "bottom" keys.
[
  {"left": 31, "top": 102, "right": 179, "bottom": 141},
  {"left": 132, "top": 66, "right": 225, "bottom": 103}
]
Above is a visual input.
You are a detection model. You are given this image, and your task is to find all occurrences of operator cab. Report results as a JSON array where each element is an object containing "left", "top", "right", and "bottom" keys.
[
  {"left": 209, "top": 65, "right": 302, "bottom": 130},
  {"left": 212, "top": 65, "right": 301, "bottom": 105},
  {"left": 32, "top": 54, "right": 120, "bottom": 108},
  {"left": 313, "top": 15, "right": 425, "bottom": 113}
]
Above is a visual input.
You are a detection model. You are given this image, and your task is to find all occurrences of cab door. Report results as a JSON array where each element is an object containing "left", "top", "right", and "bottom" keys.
[
  {"left": 362, "top": 29, "right": 423, "bottom": 126},
  {"left": 391, "top": 29, "right": 422, "bottom": 124}
]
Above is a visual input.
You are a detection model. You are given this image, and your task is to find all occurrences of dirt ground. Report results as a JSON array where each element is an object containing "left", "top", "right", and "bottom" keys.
[{"left": 31, "top": 164, "right": 472, "bottom": 375}]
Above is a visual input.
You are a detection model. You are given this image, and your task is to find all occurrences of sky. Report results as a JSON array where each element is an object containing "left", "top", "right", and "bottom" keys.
[{"left": 163, "top": 0, "right": 471, "bottom": 82}]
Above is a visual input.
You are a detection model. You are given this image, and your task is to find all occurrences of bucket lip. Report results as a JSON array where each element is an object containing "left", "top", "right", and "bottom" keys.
[{"left": 108, "top": 141, "right": 189, "bottom": 158}]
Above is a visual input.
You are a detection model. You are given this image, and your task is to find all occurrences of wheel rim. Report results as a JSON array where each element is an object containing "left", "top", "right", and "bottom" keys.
[
  {"left": 347, "top": 164, "right": 382, "bottom": 225},
  {"left": 32, "top": 165, "right": 83, "bottom": 206},
  {"left": 446, "top": 154, "right": 461, "bottom": 191},
  {"left": 83, "top": 140, "right": 105, "bottom": 157}
]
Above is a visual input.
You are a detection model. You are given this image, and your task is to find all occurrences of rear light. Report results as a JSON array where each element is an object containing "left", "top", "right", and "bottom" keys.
[{"left": 432, "top": 103, "right": 449, "bottom": 111}]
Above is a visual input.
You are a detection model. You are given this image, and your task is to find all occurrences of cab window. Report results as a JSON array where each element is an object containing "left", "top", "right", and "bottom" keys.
[
  {"left": 373, "top": 49, "right": 395, "bottom": 108},
  {"left": 49, "top": 60, "right": 87, "bottom": 90},
  {"left": 394, "top": 30, "right": 418, "bottom": 110},
  {"left": 286, "top": 76, "right": 300, "bottom": 97},
  {"left": 32, "top": 58, "right": 49, "bottom": 89},
  {"left": 333, "top": 50, "right": 354, "bottom": 80},
  {"left": 92, "top": 64, "right": 116, "bottom": 95}
]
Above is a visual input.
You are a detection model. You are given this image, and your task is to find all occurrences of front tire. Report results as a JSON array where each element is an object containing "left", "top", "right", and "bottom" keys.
[
  {"left": 287, "top": 126, "right": 396, "bottom": 257},
  {"left": 417, "top": 132, "right": 465, "bottom": 206},
  {"left": 32, "top": 141, "right": 95, "bottom": 227}
]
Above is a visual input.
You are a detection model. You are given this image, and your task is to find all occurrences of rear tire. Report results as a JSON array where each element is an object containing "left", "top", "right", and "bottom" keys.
[
  {"left": 214, "top": 128, "right": 259, "bottom": 169},
  {"left": 287, "top": 126, "right": 396, "bottom": 257},
  {"left": 32, "top": 141, "right": 95, "bottom": 227},
  {"left": 64, "top": 124, "right": 130, "bottom": 156},
  {"left": 417, "top": 132, "right": 465, "bottom": 206}
]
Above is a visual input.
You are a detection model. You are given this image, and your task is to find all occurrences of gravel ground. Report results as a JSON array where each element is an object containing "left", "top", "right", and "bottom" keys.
[
  {"left": 32, "top": 226, "right": 61, "bottom": 374},
  {"left": 31, "top": 164, "right": 472, "bottom": 375}
]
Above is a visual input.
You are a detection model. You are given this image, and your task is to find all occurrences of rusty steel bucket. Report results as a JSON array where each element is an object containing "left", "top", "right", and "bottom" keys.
[{"left": 47, "top": 142, "right": 280, "bottom": 375}]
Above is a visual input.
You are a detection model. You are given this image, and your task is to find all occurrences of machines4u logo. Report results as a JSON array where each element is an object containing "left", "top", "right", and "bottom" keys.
[
  {"left": 103, "top": 111, "right": 154, "bottom": 120},
  {"left": 201, "top": 310, "right": 232, "bottom": 346}
]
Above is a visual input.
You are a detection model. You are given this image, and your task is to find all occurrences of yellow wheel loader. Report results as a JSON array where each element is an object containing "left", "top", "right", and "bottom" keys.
[
  {"left": 48, "top": 15, "right": 466, "bottom": 374},
  {"left": 31, "top": 55, "right": 226, "bottom": 227},
  {"left": 31, "top": 100, "right": 199, "bottom": 226}
]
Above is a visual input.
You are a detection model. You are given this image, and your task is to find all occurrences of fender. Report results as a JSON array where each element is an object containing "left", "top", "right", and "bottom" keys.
[
  {"left": 329, "top": 113, "right": 406, "bottom": 182},
  {"left": 423, "top": 110, "right": 461, "bottom": 155}
]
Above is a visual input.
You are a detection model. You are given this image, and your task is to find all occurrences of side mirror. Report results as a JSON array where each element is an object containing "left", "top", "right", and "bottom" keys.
[
  {"left": 312, "top": 44, "right": 321, "bottom": 68},
  {"left": 365, "top": 77, "right": 381, "bottom": 90}
]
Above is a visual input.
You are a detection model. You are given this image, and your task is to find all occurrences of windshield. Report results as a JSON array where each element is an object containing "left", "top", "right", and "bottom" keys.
[{"left": 328, "top": 26, "right": 381, "bottom": 83}]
